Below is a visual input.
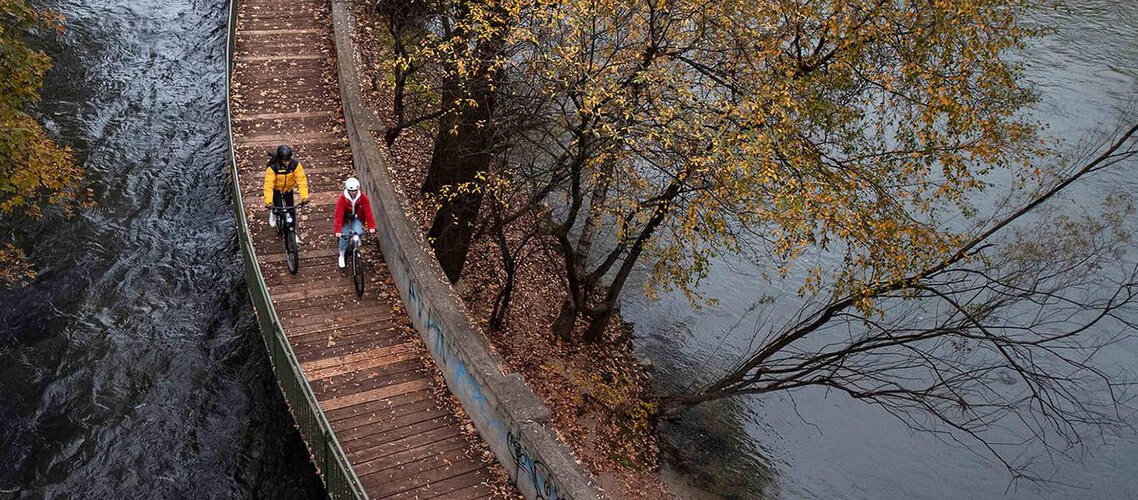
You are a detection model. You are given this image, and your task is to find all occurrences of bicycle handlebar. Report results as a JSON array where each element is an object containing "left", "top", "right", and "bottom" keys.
[{"left": 270, "top": 203, "right": 306, "bottom": 210}]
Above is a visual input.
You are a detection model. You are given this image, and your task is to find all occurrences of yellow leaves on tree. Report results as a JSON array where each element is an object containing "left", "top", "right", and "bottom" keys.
[
  {"left": 398, "top": 0, "right": 1050, "bottom": 337},
  {"left": 516, "top": 0, "right": 1040, "bottom": 303},
  {"left": 1, "top": 0, "right": 81, "bottom": 284}
]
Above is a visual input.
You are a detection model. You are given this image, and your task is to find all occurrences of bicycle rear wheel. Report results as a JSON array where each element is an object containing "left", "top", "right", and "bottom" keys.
[
  {"left": 351, "top": 247, "right": 365, "bottom": 297},
  {"left": 285, "top": 228, "right": 299, "bottom": 274}
]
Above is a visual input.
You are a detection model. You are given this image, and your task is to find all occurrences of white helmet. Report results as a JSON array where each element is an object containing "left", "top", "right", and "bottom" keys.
[{"left": 345, "top": 177, "right": 361, "bottom": 191}]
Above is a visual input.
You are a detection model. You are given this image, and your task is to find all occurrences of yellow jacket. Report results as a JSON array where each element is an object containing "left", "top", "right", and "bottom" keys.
[{"left": 263, "top": 161, "right": 309, "bottom": 204}]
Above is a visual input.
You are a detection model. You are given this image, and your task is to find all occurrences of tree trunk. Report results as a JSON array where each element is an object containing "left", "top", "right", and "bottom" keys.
[
  {"left": 424, "top": 94, "right": 494, "bottom": 282},
  {"left": 489, "top": 268, "right": 515, "bottom": 329},
  {"left": 656, "top": 391, "right": 723, "bottom": 420},
  {"left": 422, "top": 30, "right": 502, "bottom": 280},
  {"left": 574, "top": 159, "right": 613, "bottom": 290},
  {"left": 551, "top": 298, "right": 577, "bottom": 343},
  {"left": 582, "top": 183, "right": 679, "bottom": 341},
  {"left": 422, "top": 103, "right": 462, "bottom": 195},
  {"left": 582, "top": 301, "right": 615, "bottom": 343},
  {"left": 428, "top": 186, "right": 484, "bottom": 283}
]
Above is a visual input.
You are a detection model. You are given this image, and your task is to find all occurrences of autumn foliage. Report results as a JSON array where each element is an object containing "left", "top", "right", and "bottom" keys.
[
  {"left": 0, "top": 0, "right": 81, "bottom": 284},
  {"left": 389, "top": 0, "right": 1046, "bottom": 339},
  {"left": 375, "top": 0, "right": 1138, "bottom": 485}
]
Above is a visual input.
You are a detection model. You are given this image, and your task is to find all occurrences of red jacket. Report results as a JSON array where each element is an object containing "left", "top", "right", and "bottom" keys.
[{"left": 333, "top": 192, "right": 377, "bottom": 234}]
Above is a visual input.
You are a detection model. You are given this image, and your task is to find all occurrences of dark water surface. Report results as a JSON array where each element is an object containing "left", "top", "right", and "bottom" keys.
[
  {"left": 0, "top": 0, "right": 322, "bottom": 497},
  {"left": 627, "top": 2, "right": 1138, "bottom": 499}
]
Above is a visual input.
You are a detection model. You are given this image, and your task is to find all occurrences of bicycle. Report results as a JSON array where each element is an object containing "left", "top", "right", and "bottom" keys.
[
  {"left": 342, "top": 229, "right": 368, "bottom": 297},
  {"left": 271, "top": 203, "right": 304, "bottom": 274}
]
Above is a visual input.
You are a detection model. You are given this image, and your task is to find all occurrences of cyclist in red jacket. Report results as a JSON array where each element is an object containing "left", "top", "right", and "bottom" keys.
[{"left": 333, "top": 177, "right": 376, "bottom": 268}]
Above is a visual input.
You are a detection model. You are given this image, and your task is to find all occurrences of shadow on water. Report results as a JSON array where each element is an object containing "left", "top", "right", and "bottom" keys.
[
  {"left": 658, "top": 398, "right": 779, "bottom": 500},
  {"left": 1, "top": 0, "right": 322, "bottom": 497}
]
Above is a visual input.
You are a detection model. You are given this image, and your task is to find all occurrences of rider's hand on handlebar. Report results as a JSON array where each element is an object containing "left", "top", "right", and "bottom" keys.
[
  {"left": 265, "top": 203, "right": 273, "bottom": 209},
  {"left": 299, "top": 198, "right": 309, "bottom": 206},
  {"left": 369, "top": 228, "right": 376, "bottom": 235},
  {"left": 335, "top": 232, "right": 341, "bottom": 238}
]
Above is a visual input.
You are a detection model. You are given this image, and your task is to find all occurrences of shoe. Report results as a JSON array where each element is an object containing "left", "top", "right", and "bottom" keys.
[
  {"left": 338, "top": 253, "right": 346, "bottom": 268},
  {"left": 268, "top": 211, "right": 277, "bottom": 228},
  {"left": 294, "top": 232, "right": 302, "bottom": 244}
]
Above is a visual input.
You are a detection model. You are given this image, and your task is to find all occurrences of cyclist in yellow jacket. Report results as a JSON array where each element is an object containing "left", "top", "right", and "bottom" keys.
[{"left": 263, "top": 144, "right": 309, "bottom": 227}]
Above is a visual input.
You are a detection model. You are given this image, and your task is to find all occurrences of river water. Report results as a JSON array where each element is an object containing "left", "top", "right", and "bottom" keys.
[
  {"left": 0, "top": 0, "right": 322, "bottom": 497},
  {"left": 1, "top": 0, "right": 1134, "bottom": 499},
  {"left": 625, "top": 2, "right": 1138, "bottom": 499}
]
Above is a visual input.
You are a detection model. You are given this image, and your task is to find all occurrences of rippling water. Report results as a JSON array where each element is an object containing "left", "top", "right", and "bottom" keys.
[
  {"left": 0, "top": 0, "right": 322, "bottom": 497},
  {"left": 627, "top": 2, "right": 1138, "bottom": 499}
]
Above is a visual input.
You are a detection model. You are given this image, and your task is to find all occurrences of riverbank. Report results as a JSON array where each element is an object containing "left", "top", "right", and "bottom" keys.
[{"left": 345, "top": 1, "right": 678, "bottom": 497}]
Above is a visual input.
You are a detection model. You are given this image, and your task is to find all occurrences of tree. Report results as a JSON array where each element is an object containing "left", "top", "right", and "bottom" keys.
[
  {"left": 0, "top": 0, "right": 81, "bottom": 285},
  {"left": 448, "top": 0, "right": 1042, "bottom": 342},
  {"left": 482, "top": 170, "right": 545, "bottom": 330},
  {"left": 659, "top": 123, "right": 1138, "bottom": 483},
  {"left": 376, "top": 0, "right": 517, "bottom": 283},
  {"left": 377, "top": 0, "right": 437, "bottom": 148}
]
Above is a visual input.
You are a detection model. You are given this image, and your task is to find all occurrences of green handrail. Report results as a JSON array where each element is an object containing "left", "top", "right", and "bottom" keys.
[{"left": 223, "top": 0, "right": 367, "bottom": 498}]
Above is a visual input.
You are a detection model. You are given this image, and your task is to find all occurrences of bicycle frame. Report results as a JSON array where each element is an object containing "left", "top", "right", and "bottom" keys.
[
  {"left": 341, "top": 222, "right": 368, "bottom": 297},
  {"left": 272, "top": 204, "right": 300, "bottom": 234}
]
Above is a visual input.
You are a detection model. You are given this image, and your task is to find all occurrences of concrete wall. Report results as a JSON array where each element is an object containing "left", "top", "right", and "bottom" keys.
[{"left": 328, "top": 2, "right": 604, "bottom": 499}]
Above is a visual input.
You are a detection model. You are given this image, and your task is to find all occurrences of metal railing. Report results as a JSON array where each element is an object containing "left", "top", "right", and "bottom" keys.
[{"left": 224, "top": 0, "right": 367, "bottom": 498}]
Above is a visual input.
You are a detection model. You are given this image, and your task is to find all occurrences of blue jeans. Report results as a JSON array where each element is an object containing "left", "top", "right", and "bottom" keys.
[{"left": 338, "top": 218, "right": 363, "bottom": 255}]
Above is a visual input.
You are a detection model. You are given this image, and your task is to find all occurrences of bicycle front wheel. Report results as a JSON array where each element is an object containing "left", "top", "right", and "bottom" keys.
[
  {"left": 351, "top": 248, "right": 364, "bottom": 297},
  {"left": 285, "top": 229, "right": 299, "bottom": 274}
]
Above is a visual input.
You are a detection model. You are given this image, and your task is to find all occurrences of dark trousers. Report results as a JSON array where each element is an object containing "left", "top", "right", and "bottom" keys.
[{"left": 272, "top": 190, "right": 295, "bottom": 221}]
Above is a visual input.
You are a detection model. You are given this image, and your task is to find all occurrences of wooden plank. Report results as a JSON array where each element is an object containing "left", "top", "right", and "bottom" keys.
[
  {"left": 287, "top": 321, "right": 387, "bottom": 346},
  {"left": 233, "top": 110, "right": 336, "bottom": 121},
  {"left": 333, "top": 397, "right": 446, "bottom": 438},
  {"left": 294, "top": 337, "right": 408, "bottom": 365},
  {"left": 235, "top": 131, "right": 344, "bottom": 146},
  {"left": 436, "top": 482, "right": 494, "bottom": 500},
  {"left": 274, "top": 289, "right": 382, "bottom": 311},
  {"left": 353, "top": 433, "right": 470, "bottom": 474},
  {"left": 383, "top": 468, "right": 492, "bottom": 500},
  {"left": 304, "top": 348, "right": 421, "bottom": 380},
  {"left": 264, "top": 280, "right": 341, "bottom": 298},
  {"left": 358, "top": 437, "right": 481, "bottom": 495},
  {"left": 236, "top": 54, "right": 326, "bottom": 62},
  {"left": 242, "top": 28, "right": 324, "bottom": 35},
  {"left": 289, "top": 319, "right": 399, "bottom": 344},
  {"left": 326, "top": 388, "right": 434, "bottom": 422},
  {"left": 277, "top": 305, "right": 377, "bottom": 328},
  {"left": 335, "top": 404, "right": 452, "bottom": 443},
  {"left": 302, "top": 343, "right": 412, "bottom": 372},
  {"left": 338, "top": 414, "right": 458, "bottom": 458},
  {"left": 348, "top": 424, "right": 459, "bottom": 465},
  {"left": 364, "top": 448, "right": 486, "bottom": 499},
  {"left": 310, "top": 359, "right": 424, "bottom": 399},
  {"left": 319, "top": 378, "right": 435, "bottom": 412}
]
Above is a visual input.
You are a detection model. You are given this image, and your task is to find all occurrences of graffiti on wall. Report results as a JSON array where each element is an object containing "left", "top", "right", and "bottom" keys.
[{"left": 508, "top": 430, "right": 568, "bottom": 500}]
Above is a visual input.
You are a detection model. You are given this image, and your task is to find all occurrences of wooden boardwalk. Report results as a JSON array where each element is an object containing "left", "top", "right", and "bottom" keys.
[{"left": 229, "top": 0, "right": 499, "bottom": 497}]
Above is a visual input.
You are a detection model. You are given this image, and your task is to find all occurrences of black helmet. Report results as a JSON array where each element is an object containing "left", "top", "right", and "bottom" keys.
[{"left": 276, "top": 145, "right": 293, "bottom": 162}]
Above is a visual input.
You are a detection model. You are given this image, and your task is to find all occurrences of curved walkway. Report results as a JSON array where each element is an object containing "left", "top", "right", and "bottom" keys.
[{"left": 228, "top": 0, "right": 499, "bottom": 498}]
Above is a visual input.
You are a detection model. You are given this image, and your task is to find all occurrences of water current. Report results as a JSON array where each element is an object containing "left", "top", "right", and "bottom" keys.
[{"left": 0, "top": 0, "right": 322, "bottom": 497}]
